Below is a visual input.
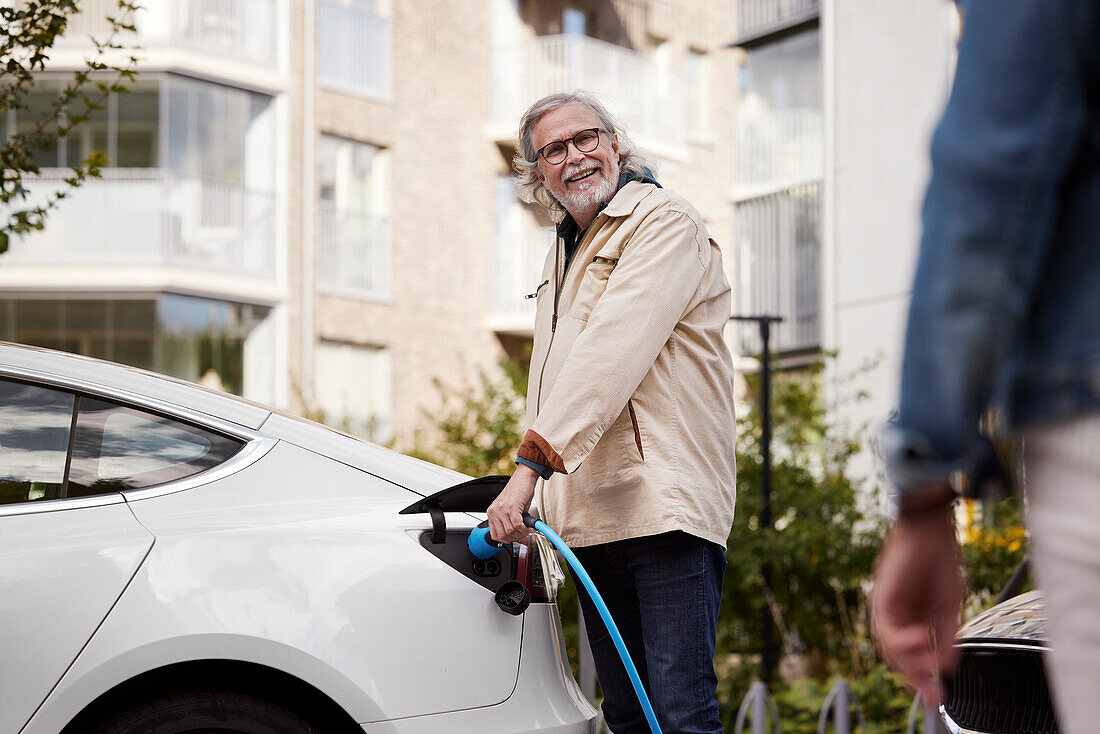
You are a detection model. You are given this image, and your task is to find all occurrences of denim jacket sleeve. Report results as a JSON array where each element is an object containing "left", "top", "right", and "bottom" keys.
[{"left": 883, "top": 0, "right": 1096, "bottom": 497}]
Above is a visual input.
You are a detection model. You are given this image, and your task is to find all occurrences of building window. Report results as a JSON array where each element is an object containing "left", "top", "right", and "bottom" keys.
[
  {"left": 314, "top": 341, "right": 392, "bottom": 443},
  {"left": 317, "top": 0, "right": 393, "bottom": 99},
  {"left": 164, "top": 76, "right": 276, "bottom": 190},
  {"left": 562, "top": 8, "right": 587, "bottom": 35},
  {"left": 0, "top": 296, "right": 275, "bottom": 404},
  {"left": 685, "top": 50, "right": 711, "bottom": 143},
  {"left": 10, "top": 81, "right": 160, "bottom": 169},
  {"left": 316, "top": 135, "right": 391, "bottom": 299},
  {"left": 7, "top": 76, "right": 274, "bottom": 190}
]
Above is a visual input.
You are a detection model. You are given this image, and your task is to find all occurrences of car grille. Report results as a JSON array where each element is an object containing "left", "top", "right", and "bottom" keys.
[{"left": 943, "top": 645, "right": 1059, "bottom": 733}]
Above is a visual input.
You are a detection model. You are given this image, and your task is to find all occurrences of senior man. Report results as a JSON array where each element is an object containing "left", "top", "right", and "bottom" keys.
[{"left": 487, "top": 91, "right": 737, "bottom": 733}]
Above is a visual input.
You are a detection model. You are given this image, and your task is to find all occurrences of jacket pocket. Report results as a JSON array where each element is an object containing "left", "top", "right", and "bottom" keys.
[
  {"left": 569, "top": 255, "right": 619, "bottom": 322},
  {"left": 627, "top": 399, "right": 644, "bottom": 461}
]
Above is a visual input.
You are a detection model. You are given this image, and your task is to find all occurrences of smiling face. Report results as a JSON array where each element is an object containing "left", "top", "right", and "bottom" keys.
[{"left": 532, "top": 102, "right": 621, "bottom": 228}]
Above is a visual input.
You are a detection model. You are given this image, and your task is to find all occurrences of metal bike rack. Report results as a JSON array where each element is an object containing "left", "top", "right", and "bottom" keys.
[
  {"left": 817, "top": 680, "right": 865, "bottom": 734},
  {"left": 734, "top": 680, "right": 783, "bottom": 734}
]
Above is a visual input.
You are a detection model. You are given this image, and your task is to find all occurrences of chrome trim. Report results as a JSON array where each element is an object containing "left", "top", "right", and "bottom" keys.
[
  {"left": 0, "top": 492, "right": 125, "bottom": 517},
  {"left": 121, "top": 435, "right": 278, "bottom": 502},
  {"left": 0, "top": 438, "right": 278, "bottom": 515},
  {"left": 956, "top": 641, "right": 1052, "bottom": 653},
  {"left": 0, "top": 364, "right": 264, "bottom": 442},
  {"left": 939, "top": 706, "right": 970, "bottom": 734}
]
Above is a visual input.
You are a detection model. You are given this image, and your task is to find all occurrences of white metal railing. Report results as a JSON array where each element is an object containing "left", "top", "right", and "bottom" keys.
[
  {"left": 315, "top": 203, "right": 392, "bottom": 300},
  {"left": 736, "top": 108, "right": 823, "bottom": 197},
  {"left": 2, "top": 169, "right": 276, "bottom": 278},
  {"left": 491, "top": 223, "right": 555, "bottom": 323},
  {"left": 735, "top": 181, "right": 822, "bottom": 354},
  {"left": 737, "top": 0, "right": 820, "bottom": 39},
  {"left": 492, "top": 34, "right": 686, "bottom": 146},
  {"left": 316, "top": 0, "right": 393, "bottom": 99},
  {"left": 59, "top": 0, "right": 280, "bottom": 68}
]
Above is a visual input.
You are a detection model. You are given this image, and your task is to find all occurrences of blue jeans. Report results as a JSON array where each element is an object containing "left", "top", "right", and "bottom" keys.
[{"left": 570, "top": 531, "right": 726, "bottom": 734}]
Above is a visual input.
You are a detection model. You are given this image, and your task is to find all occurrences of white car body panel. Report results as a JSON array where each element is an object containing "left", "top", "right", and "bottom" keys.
[
  {"left": 21, "top": 441, "right": 523, "bottom": 733},
  {"left": 366, "top": 605, "right": 599, "bottom": 733},
  {"left": 259, "top": 412, "right": 469, "bottom": 497},
  {"left": 0, "top": 502, "right": 154, "bottom": 733}
]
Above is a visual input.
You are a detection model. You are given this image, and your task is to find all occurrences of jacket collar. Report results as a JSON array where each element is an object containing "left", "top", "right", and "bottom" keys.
[{"left": 555, "top": 167, "right": 661, "bottom": 239}]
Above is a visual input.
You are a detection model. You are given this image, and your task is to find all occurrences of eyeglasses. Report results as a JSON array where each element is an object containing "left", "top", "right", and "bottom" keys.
[{"left": 536, "top": 128, "right": 605, "bottom": 165}]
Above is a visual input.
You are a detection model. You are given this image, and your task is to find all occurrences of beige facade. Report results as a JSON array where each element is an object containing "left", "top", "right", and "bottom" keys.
[
  {"left": 9, "top": 0, "right": 738, "bottom": 451},
  {"left": 296, "top": 0, "right": 738, "bottom": 448}
]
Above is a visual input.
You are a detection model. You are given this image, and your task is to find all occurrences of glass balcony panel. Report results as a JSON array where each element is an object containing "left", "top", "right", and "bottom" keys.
[
  {"left": 317, "top": 0, "right": 393, "bottom": 99},
  {"left": 492, "top": 34, "right": 686, "bottom": 147},
  {"left": 60, "top": 0, "right": 279, "bottom": 68},
  {"left": 315, "top": 203, "right": 392, "bottom": 300},
  {"left": 735, "top": 181, "right": 821, "bottom": 354},
  {"left": 735, "top": 107, "right": 823, "bottom": 196},
  {"left": 2, "top": 169, "right": 276, "bottom": 280}
]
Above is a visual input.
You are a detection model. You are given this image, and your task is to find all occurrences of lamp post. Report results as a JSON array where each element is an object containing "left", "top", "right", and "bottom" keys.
[{"left": 731, "top": 314, "right": 784, "bottom": 684}]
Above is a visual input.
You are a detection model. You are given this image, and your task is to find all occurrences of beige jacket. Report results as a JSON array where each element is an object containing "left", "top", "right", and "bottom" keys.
[{"left": 517, "top": 181, "right": 737, "bottom": 548}]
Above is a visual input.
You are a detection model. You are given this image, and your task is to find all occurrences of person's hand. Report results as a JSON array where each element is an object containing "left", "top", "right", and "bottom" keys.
[
  {"left": 872, "top": 501, "right": 964, "bottom": 705},
  {"left": 487, "top": 464, "right": 538, "bottom": 544}
]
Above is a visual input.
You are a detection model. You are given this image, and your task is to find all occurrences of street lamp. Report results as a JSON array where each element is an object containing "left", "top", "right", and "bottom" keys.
[{"left": 730, "top": 314, "right": 784, "bottom": 684}]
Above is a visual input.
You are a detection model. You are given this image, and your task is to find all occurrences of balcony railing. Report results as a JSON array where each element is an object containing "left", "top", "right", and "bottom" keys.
[
  {"left": 2, "top": 169, "right": 276, "bottom": 278},
  {"left": 316, "top": 203, "right": 392, "bottom": 300},
  {"left": 491, "top": 223, "right": 555, "bottom": 330},
  {"left": 492, "top": 34, "right": 685, "bottom": 147},
  {"left": 59, "top": 0, "right": 280, "bottom": 68},
  {"left": 317, "top": 0, "right": 393, "bottom": 99},
  {"left": 734, "top": 181, "right": 821, "bottom": 354},
  {"left": 737, "top": 0, "right": 821, "bottom": 41},
  {"left": 736, "top": 108, "right": 823, "bottom": 198}
]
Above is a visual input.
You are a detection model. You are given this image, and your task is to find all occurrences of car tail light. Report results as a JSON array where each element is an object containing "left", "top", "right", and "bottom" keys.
[{"left": 516, "top": 537, "right": 549, "bottom": 602}]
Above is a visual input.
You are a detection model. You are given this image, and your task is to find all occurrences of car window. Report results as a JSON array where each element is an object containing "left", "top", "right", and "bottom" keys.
[
  {"left": 0, "top": 379, "right": 75, "bottom": 505},
  {"left": 67, "top": 397, "right": 244, "bottom": 496}
]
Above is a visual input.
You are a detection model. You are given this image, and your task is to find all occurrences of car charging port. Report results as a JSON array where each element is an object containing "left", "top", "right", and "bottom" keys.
[{"left": 471, "top": 557, "right": 502, "bottom": 577}]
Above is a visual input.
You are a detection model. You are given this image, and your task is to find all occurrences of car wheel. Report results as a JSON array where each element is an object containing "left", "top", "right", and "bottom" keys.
[{"left": 93, "top": 690, "right": 321, "bottom": 734}]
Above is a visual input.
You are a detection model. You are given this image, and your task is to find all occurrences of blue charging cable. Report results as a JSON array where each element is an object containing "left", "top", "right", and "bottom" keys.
[{"left": 469, "top": 516, "right": 662, "bottom": 734}]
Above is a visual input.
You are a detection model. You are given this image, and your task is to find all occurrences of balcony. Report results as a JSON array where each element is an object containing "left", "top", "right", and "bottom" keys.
[
  {"left": 317, "top": 0, "right": 393, "bottom": 99},
  {"left": 316, "top": 203, "right": 392, "bottom": 301},
  {"left": 735, "top": 108, "right": 823, "bottom": 199},
  {"left": 1, "top": 169, "right": 277, "bottom": 293},
  {"left": 735, "top": 0, "right": 821, "bottom": 47},
  {"left": 488, "top": 222, "right": 555, "bottom": 336},
  {"left": 59, "top": 0, "right": 281, "bottom": 70},
  {"left": 491, "top": 34, "right": 686, "bottom": 154},
  {"left": 734, "top": 181, "right": 821, "bottom": 354}
]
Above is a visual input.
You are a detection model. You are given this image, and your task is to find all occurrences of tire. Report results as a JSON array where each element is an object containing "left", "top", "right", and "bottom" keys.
[{"left": 93, "top": 689, "right": 322, "bottom": 734}]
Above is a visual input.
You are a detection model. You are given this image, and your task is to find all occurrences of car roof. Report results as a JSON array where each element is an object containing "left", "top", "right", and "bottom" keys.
[
  {"left": 0, "top": 341, "right": 271, "bottom": 428},
  {"left": 0, "top": 342, "right": 469, "bottom": 497}
]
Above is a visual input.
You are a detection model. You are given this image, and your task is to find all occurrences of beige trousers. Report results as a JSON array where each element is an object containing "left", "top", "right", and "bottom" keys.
[{"left": 1024, "top": 412, "right": 1100, "bottom": 734}]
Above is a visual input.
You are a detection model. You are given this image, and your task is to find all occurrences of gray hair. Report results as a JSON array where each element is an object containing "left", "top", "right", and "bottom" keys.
[{"left": 512, "top": 91, "right": 655, "bottom": 218}]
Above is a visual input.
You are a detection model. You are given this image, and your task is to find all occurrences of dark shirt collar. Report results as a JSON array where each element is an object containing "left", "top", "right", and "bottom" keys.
[{"left": 555, "top": 167, "right": 661, "bottom": 243}]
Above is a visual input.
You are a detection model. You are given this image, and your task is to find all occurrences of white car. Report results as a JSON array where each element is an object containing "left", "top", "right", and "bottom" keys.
[{"left": 0, "top": 343, "right": 597, "bottom": 734}]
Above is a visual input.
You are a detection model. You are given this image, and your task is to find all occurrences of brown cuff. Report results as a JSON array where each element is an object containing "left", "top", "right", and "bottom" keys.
[{"left": 517, "top": 429, "right": 566, "bottom": 474}]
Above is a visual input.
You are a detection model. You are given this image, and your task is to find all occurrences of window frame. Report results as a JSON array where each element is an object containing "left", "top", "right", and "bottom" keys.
[{"left": 0, "top": 366, "right": 276, "bottom": 517}]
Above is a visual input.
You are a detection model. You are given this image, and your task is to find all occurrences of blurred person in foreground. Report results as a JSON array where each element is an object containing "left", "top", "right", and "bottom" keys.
[
  {"left": 873, "top": 2, "right": 1100, "bottom": 730},
  {"left": 486, "top": 91, "right": 737, "bottom": 733}
]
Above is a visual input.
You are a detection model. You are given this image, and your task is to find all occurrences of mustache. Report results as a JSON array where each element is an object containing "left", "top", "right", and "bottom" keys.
[{"left": 561, "top": 163, "right": 601, "bottom": 180}]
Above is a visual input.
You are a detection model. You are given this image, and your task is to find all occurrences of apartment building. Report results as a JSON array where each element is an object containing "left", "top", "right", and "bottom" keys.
[
  {"left": 5, "top": 0, "right": 738, "bottom": 450},
  {"left": 730, "top": 0, "right": 960, "bottom": 485}
]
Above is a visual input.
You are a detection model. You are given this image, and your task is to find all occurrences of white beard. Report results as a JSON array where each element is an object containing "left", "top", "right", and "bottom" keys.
[{"left": 553, "top": 159, "right": 621, "bottom": 216}]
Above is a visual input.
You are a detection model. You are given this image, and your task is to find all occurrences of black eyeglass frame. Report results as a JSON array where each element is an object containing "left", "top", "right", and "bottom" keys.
[{"left": 536, "top": 128, "right": 607, "bottom": 164}]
